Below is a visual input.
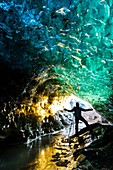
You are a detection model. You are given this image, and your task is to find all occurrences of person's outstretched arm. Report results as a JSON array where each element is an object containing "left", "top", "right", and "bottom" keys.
[
  {"left": 81, "top": 108, "right": 93, "bottom": 112},
  {"left": 64, "top": 107, "right": 75, "bottom": 112}
]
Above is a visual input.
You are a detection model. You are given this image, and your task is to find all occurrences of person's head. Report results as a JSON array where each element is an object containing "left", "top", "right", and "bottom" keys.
[{"left": 76, "top": 102, "right": 79, "bottom": 107}]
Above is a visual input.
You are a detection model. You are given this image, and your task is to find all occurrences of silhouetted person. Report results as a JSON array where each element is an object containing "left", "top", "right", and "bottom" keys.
[{"left": 64, "top": 102, "right": 93, "bottom": 136}]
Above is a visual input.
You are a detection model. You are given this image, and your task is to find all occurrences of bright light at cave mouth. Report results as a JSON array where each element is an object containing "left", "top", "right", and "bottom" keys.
[{"left": 15, "top": 92, "right": 93, "bottom": 122}]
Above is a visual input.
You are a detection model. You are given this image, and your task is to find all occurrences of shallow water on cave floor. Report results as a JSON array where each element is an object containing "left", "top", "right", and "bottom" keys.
[
  {"left": 0, "top": 123, "right": 87, "bottom": 170},
  {"left": 0, "top": 124, "right": 75, "bottom": 170}
]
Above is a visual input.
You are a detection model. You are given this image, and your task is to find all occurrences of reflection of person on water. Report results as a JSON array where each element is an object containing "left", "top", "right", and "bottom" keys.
[{"left": 64, "top": 102, "right": 93, "bottom": 135}]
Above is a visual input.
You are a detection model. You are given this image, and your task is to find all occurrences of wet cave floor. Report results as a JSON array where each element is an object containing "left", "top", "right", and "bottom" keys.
[{"left": 0, "top": 121, "right": 113, "bottom": 170}]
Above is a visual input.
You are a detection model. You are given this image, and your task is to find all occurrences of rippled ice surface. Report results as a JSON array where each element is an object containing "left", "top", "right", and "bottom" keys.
[{"left": 0, "top": 123, "right": 86, "bottom": 170}]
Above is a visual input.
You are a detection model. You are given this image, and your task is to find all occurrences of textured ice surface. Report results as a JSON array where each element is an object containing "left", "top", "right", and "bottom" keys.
[{"left": 0, "top": 0, "right": 113, "bottom": 106}]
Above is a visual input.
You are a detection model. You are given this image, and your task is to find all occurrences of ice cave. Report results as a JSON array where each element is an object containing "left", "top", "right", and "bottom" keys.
[{"left": 0, "top": 0, "right": 113, "bottom": 169}]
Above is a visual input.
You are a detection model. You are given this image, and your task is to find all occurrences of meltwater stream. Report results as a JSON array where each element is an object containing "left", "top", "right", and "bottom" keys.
[{"left": 0, "top": 124, "right": 80, "bottom": 170}]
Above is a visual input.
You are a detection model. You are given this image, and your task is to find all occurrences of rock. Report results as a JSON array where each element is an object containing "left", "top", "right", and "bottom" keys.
[
  {"left": 56, "top": 159, "right": 70, "bottom": 167},
  {"left": 78, "top": 159, "right": 95, "bottom": 170},
  {"left": 52, "top": 123, "right": 113, "bottom": 169}
]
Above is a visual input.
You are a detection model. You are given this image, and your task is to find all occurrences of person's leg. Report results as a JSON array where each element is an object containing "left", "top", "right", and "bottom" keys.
[
  {"left": 80, "top": 116, "right": 89, "bottom": 127},
  {"left": 75, "top": 117, "right": 79, "bottom": 135}
]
